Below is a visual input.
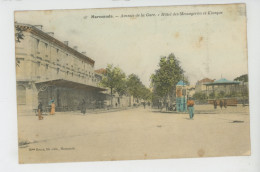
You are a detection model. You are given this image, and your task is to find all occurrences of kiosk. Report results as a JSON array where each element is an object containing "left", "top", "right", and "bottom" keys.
[{"left": 176, "top": 80, "right": 187, "bottom": 112}]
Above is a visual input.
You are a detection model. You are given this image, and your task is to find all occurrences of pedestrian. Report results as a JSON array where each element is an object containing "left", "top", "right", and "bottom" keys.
[
  {"left": 143, "top": 102, "right": 146, "bottom": 109},
  {"left": 214, "top": 100, "right": 217, "bottom": 109},
  {"left": 81, "top": 99, "right": 86, "bottom": 114},
  {"left": 50, "top": 100, "right": 55, "bottom": 115},
  {"left": 220, "top": 100, "right": 223, "bottom": 109},
  {"left": 166, "top": 102, "right": 169, "bottom": 111},
  {"left": 38, "top": 102, "right": 43, "bottom": 120},
  {"left": 159, "top": 102, "right": 162, "bottom": 110},
  {"left": 224, "top": 100, "right": 227, "bottom": 108},
  {"left": 187, "top": 97, "right": 195, "bottom": 119}
]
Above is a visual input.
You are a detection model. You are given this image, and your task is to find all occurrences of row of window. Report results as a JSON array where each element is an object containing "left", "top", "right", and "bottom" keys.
[
  {"left": 36, "top": 60, "right": 94, "bottom": 76},
  {"left": 35, "top": 61, "right": 98, "bottom": 81},
  {"left": 34, "top": 37, "right": 89, "bottom": 67}
]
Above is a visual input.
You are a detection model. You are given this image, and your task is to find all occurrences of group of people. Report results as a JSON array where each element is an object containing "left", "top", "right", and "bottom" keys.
[
  {"left": 37, "top": 100, "right": 56, "bottom": 120},
  {"left": 213, "top": 99, "right": 227, "bottom": 109},
  {"left": 37, "top": 98, "right": 227, "bottom": 121},
  {"left": 38, "top": 98, "right": 88, "bottom": 120},
  {"left": 155, "top": 102, "right": 174, "bottom": 111},
  {"left": 186, "top": 98, "right": 229, "bottom": 120}
]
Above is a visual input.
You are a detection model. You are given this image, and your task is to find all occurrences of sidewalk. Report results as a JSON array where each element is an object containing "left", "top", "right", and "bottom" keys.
[
  {"left": 151, "top": 104, "right": 249, "bottom": 114},
  {"left": 18, "top": 106, "right": 138, "bottom": 116},
  {"left": 58, "top": 106, "right": 137, "bottom": 116},
  {"left": 18, "top": 107, "right": 250, "bottom": 163}
]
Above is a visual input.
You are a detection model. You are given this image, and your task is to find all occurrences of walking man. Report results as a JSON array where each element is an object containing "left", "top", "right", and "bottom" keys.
[
  {"left": 81, "top": 99, "right": 86, "bottom": 114},
  {"left": 166, "top": 102, "right": 169, "bottom": 112},
  {"left": 38, "top": 102, "right": 43, "bottom": 120},
  {"left": 220, "top": 100, "right": 223, "bottom": 109},
  {"left": 224, "top": 100, "right": 227, "bottom": 108},
  {"left": 187, "top": 97, "right": 195, "bottom": 119},
  {"left": 214, "top": 100, "right": 217, "bottom": 109}
]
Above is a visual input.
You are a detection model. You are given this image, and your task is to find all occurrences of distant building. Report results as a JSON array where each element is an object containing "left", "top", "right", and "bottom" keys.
[
  {"left": 15, "top": 23, "right": 106, "bottom": 113},
  {"left": 187, "top": 85, "right": 195, "bottom": 97},
  {"left": 95, "top": 68, "right": 106, "bottom": 75},
  {"left": 195, "top": 78, "right": 214, "bottom": 94}
]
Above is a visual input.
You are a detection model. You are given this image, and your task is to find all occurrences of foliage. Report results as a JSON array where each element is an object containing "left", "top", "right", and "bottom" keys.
[
  {"left": 193, "top": 92, "right": 207, "bottom": 101},
  {"left": 140, "top": 86, "right": 152, "bottom": 101},
  {"left": 225, "top": 92, "right": 243, "bottom": 98},
  {"left": 183, "top": 76, "right": 190, "bottom": 86},
  {"left": 241, "top": 86, "right": 249, "bottom": 98},
  {"left": 126, "top": 74, "right": 151, "bottom": 101},
  {"left": 15, "top": 26, "right": 25, "bottom": 68},
  {"left": 100, "top": 65, "right": 152, "bottom": 103},
  {"left": 126, "top": 74, "right": 142, "bottom": 98},
  {"left": 209, "top": 92, "right": 215, "bottom": 99},
  {"left": 234, "top": 74, "right": 248, "bottom": 82},
  {"left": 210, "top": 91, "right": 248, "bottom": 99},
  {"left": 114, "top": 78, "right": 127, "bottom": 96},
  {"left": 150, "top": 53, "right": 186, "bottom": 100},
  {"left": 216, "top": 91, "right": 226, "bottom": 98},
  {"left": 15, "top": 26, "right": 25, "bottom": 43},
  {"left": 100, "top": 64, "right": 126, "bottom": 96}
]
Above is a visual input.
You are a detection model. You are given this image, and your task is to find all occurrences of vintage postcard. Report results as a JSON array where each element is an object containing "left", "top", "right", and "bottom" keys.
[{"left": 15, "top": 3, "right": 250, "bottom": 163}]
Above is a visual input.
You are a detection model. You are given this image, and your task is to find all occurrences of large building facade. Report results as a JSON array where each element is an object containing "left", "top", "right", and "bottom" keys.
[{"left": 15, "top": 23, "right": 107, "bottom": 113}]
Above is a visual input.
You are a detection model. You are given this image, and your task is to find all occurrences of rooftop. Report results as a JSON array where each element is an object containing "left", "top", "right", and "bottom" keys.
[
  {"left": 95, "top": 68, "right": 106, "bottom": 75},
  {"left": 204, "top": 78, "right": 240, "bottom": 85},
  {"left": 15, "top": 22, "right": 95, "bottom": 66},
  {"left": 176, "top": 80, "right": 187, "bottom": 86},
  {"left": 196, "top": 78, "right": 214, "bottom": 85}
]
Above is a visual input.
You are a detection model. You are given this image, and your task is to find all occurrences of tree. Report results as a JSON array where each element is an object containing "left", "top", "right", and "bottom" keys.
[
  {"left": 126, "top": 74, "right": 151, "bottom": 101},
  {"left": 126, "top": 74, "right": 142, "bottom": 99},
  {"left": 150, "top": 53, "right": 186, "bottom": 101},
  {"left": 234, "top": 74, "right": 248, "bottom": 82},
  {"left": 100, "top": 64, "right": 126, "bottom": 106},
  {"left": 115, "top": 78, "right": 127, "bottom": 96},
  {"left": 217, "top": 91, "right": 226, "bottom": 98},
  {"left": 15, "top": 25, "right": 26, "bottom": 68},
  {"left": 15, "top": 26, "right": 25, "bottom": 43},
  {"left": 234, "top": 74, "right": 248, "bottom": 102},
  {"left": 209, "top": 92, "right": 215, "bottom": 99},
  {"left": 140, "top": 87, "right": 152, "bottom": 101},
  {"left": 193, "top": 92, "right": 207, "bottom": 102}
]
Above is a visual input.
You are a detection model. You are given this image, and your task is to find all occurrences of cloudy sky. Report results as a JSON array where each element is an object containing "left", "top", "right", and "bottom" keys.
[{"left": 15, "top": 4, "right": 248, "bottom": 86}]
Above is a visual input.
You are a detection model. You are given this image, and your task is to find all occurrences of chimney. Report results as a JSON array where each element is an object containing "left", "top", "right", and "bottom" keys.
[
  {"left": 46, "top": 32, "right": 54, "bottom": 37},
  {"left": 64, "top": 41, "right": 69, "bottom": 46},
  {"left": 34, "top": 25, "right": 43, "bottom": 30},
  {"left": 73, "top": 46, "right": 78, "bottom": 51},
  {"left": 82, "top": 52, "right": 86, "bottom": 55}
]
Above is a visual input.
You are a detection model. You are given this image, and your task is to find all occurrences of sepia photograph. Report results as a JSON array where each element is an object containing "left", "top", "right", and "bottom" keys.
[{"left": 14, "top": 3, "right": 250, "bottom": 164}]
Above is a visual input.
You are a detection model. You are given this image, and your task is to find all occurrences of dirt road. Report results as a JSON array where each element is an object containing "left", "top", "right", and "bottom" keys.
[{"left": 18, "top": 105, "right": 250, "bottom": 163}]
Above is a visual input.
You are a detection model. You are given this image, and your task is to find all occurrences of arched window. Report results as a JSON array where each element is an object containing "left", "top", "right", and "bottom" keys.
[{"left": 17, "top": 85, "right": 26, "bottom": 105}]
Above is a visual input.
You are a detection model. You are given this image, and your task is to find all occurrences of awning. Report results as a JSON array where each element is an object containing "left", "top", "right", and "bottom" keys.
[{"left": 35, "top": 79, "right": 107, "bottom": 91}]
